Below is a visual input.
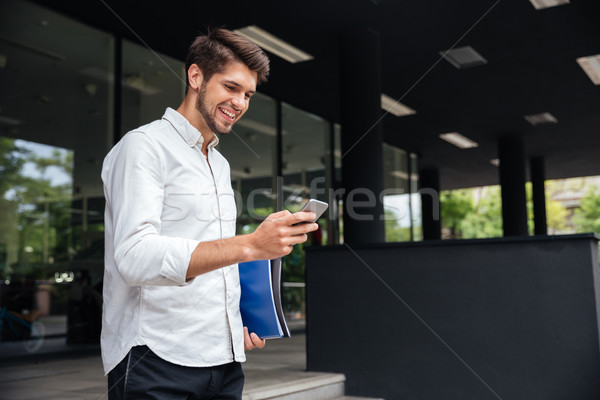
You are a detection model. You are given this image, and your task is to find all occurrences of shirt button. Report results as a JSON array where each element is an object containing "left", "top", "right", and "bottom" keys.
[{"left": 188, "top": 140, "right": 195, "bottom": 145}]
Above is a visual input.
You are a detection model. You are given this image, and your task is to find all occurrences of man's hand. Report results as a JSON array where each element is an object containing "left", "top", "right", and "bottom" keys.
[
  {"left": 244, "top": 327, "right": 266, "bottom": 350},
  {"left": 242, "top": 210, "right": 318, "bottom": 262},
  {"left": 186, "top": 210, "right": 318, "bottom": 279}
]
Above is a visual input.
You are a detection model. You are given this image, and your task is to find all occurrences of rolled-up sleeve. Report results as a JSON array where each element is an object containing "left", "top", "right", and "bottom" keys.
[{"left": 102, "top": 131, "right": 198, "bottom": 286}]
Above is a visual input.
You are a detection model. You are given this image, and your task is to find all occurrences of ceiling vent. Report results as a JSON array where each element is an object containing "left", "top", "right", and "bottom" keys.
[
  {"left": 524, "top": 112, "right": 558, "bottom": 126},
  {"left": 439, "top": 46, "right": 487, "bottom": 69},
  {"left": 234, "top": 25, "right": 313, "bottom": 64},
  {"left": 576, "top": 55, "right": 600, "bottom": 86},
  {"left": 529, "top": 0, "right": 570, "bottom": 10},
  {"left": 381, "top": 94, "right": 416, "bottom": 117}
]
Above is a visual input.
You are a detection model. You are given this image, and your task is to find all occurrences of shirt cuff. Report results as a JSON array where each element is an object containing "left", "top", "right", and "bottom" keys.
[{"left": 160, "top": 238, "right": 200, "bottom": 285}]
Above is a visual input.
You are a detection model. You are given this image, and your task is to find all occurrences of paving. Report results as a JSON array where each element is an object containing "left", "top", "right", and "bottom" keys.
[{"left": 0, "top": 323, "right": 312, "bottom": 400}]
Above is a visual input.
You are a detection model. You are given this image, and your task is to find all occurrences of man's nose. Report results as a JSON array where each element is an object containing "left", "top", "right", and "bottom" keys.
[{"left": 231, "top": 93, "right": 245, "bottom": 110}]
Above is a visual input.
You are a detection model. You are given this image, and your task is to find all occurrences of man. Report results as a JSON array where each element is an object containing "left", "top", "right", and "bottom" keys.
[{"left": 101, "top": 28, "right": 318, "bottom": 399}]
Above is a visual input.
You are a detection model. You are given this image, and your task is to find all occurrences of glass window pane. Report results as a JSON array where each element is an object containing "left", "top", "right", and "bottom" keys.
[
  {"left": 383, "top": 143, "right": 412, "bottom": 242},
  {"left": 216, "top": 92, "right": 277, "bottom": 234},
  {"left": 281, "top": 103, "right": 330, "bottom": 319},
  {"left": 410, "top": 153, "right": 423, "bottom": 241},
  {"left": 121, "top": 39, "right": 186, "bottom": 136},
  {"left": 0, "top": 0, "right": 113, "bottom": 356},
  {"left": 332, "top": 123, "right": 342, "bottom": 245},
  {"left": 282, "top": 102, "right": 330, "bottom": 220}
]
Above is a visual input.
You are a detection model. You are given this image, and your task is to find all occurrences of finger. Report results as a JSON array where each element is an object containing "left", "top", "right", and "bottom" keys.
[
  {"left": 291, "top": 222, "right": 319, "bottom": 236},
  {"left": 284, "top": 233, "right": 308, "bottom": 246},
  {"left": 250, "top": 332, "right": 266, "bottom": 349},
  {"left": 266, "top": 210, "right": 292, "bottom": 221},
  {"left": 243, "top": 327, "right": 254, "bottom": 350},
  {"left": 289, "top": 211, "right": 317, "bottom": 225}
]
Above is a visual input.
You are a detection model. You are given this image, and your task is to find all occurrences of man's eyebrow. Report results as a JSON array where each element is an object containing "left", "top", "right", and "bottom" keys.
[{"left": 223, "top": 80, "right": 256, "bottom": 94}]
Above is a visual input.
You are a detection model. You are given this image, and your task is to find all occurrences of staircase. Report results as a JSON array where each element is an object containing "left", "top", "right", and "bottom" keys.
[
  {"left": 242, "top": 370, "right": 383, "bottom": 400},
  {"left": 242, "top": 325, "right": 382, "bottom": 400}
]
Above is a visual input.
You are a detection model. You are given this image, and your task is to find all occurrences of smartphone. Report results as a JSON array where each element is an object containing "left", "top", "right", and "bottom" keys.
[{"left": 295, "top": 199, "right": 328, "bottom": 224}]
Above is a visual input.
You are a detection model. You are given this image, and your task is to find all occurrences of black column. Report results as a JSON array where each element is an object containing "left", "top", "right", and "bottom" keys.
[
  {"left": 113, "top": 36, "right": 122, "bottom": 145},
  {"left": 419, "top": 168, "right": 441, "bottom": 240},
  {"left": 274, "top": 101, "right": 283, "bottom": 211},
  {"left": 339, "top": 29, "right": 385, "bottom": 244},
  {"left": 498, "top": 135, "right": 528, "bottom": 236},
  {"left": 530, "top": 157, "right": 548, "bottom": 235}
]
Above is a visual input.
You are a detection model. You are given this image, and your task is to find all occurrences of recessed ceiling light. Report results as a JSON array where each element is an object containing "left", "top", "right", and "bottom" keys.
[
  {"left": 0, "top": 115, "right": 23, "bottom": 126},
  {"left": 0, "top": 35, "right": 66, "bottom": 61},
  {"left": 83, "top": 83, "right": 98, "bottom": 96},
  {"left": 524, "top": 112, "right": 558, "bottom": 126},
  {"left": 390, "top": 170, "right": 409, "bottom": 180},
  {"left": 236, "top": 118, "right": 277, "bottom": 136},
  {"left": 529, "top": 0, "right": 570, "bottom": 10},
  {"left": 231, "top": 169, "right": 252, "bottom": 178},
  {"left": 381, "top": 94, "right": 416, "bottom": 117},
  {"left": 34, "top": 95, "right": 50, "bottom": 104},
  {"left": 439, "top": 132, "right": 479, "bottom": 149},
  {"left": 490, "top": 159, "right": 500, "bottom": 167},
  {"left": 79, "top": 67, "right": 114, "bottom": 83},
  {"left": 234, "top": 25, "right": 313, "bottom": 64},
  {"left": 439, "top": 46, "right": 487, "bottom": 69},
  {"left": 123, "top": 74, "right": 161, "bottom": 95},
  {"left": 576, "top": 55, "right": 600, "bottom": 85}
]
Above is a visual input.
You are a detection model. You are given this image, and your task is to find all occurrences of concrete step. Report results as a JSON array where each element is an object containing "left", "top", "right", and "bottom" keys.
[
  {"left": 242, "top": 372, "right": 345, "bottom": 400},
  {"left": 331, "top": 397, "right": 385, "bottom": 400}
]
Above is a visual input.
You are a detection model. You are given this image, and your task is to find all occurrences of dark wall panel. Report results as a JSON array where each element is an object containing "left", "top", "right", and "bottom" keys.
[{"left": 306, "top": 235, "right": 600, "bottom": 400}]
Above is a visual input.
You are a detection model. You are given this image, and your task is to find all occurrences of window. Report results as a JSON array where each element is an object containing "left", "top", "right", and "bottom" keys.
[
  {"left": 383, "top": 144, "right": 417, "bottom": 242},
  {"left": 0, "top": 0, "right": 114, "bottom": 355}
]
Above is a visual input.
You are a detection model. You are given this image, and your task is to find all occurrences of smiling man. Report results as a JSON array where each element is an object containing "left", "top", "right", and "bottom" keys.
[{"left": 101, "top": 29, "right": 318, "bottom": 399}]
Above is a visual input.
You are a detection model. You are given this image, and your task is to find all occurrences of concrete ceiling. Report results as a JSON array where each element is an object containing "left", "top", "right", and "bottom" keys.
[{"left": 23, "top": 0, "right": 600, "bottom": 189}]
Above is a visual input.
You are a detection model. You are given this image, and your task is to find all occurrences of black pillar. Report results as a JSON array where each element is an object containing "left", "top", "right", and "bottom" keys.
[
  {"left": 340, "top": 29, "right": 385, "bottom": 244},
  {"left": 419, "top": 168, "right": 441, "bottom": 240},
  {"left": 530, "top": 157, "right": 548, "bottom": 235},
  {"left": 113, "top": 36, "right": 122, "bottom": 145},
  {"left": 274, "top": 101, "right": 283, "bottom": 211},
  {"left": 498, "top": 135, "right": 528, "bottom": 236}
]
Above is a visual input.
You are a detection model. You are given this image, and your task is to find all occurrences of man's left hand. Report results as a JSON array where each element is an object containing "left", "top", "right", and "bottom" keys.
[{"left": 244, "top": 326, "right": 266, "bottom": 350}]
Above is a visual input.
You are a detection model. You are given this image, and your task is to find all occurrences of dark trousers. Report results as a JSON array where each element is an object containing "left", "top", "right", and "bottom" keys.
[{"left": 107, "top": 345, "right": 244, "bottom": 400}]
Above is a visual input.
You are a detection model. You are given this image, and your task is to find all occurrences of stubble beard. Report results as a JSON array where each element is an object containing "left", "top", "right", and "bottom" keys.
[{"left": 196, "top": 82, "right": 232, "bottom": 136}]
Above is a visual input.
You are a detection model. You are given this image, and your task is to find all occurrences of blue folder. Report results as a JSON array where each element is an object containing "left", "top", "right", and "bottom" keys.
[{"left": 238, "top": 258, "right": 290, "bottom": 339}]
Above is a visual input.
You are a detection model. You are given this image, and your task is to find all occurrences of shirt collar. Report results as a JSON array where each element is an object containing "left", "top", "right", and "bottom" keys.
[{"left": 162, "top": 107, "right": 219, "bottom": 150}]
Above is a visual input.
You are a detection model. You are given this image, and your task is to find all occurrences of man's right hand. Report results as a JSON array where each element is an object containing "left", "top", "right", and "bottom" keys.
[
  {"left": 243, "top": 210, "right": 318, "bottom": 261},
  {"left": 186, "top": 210, "right": 318, "bottom": 280}
]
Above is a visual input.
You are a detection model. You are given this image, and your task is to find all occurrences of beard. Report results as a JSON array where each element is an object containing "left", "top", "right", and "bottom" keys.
[{"left": 196, "top": 82, "right": 232, "bottom": 136}]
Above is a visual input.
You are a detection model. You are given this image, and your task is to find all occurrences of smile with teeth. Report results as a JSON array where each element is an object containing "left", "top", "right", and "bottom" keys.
[{"left": 219, "top": 107, "right": 236, "bottom": 122}]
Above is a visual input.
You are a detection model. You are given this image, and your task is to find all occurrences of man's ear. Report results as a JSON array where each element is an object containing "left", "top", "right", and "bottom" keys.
[{"left": 187, "top": 64, "right": 203, "bottom": 91}]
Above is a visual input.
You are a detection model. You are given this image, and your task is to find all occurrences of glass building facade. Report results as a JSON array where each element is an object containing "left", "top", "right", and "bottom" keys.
[{"left": 0, "top": 0, "right": 421, "bottom": 358}]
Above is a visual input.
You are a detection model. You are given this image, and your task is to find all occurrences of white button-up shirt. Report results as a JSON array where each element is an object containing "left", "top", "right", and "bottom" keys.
[{"left": 100, "top": 107, "right": 244, "bottom": 375}]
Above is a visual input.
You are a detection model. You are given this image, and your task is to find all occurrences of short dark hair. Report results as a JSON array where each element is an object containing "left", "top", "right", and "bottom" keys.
[{"left": 185, "top": 28, "right": 270, "bottom": 89}]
